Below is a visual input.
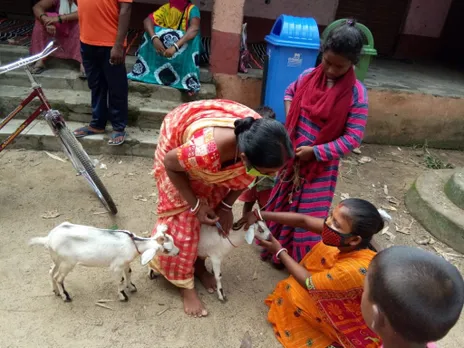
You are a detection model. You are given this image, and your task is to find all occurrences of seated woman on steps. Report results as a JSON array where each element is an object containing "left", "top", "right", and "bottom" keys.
[
  {"left": 128, "top": 0, "right": 201, "bottom": 95},
  {"left": 30, "top": 0, "right": 85, "bottom": 78}
]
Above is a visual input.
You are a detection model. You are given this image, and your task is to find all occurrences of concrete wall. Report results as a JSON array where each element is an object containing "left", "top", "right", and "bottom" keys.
[
  {"left": 134, "top": 0, "right": 338, "bottom": 25},
  {"left": 403, "top": 0, "right": 453, "bottom": 37},
  {"left": 217, "top": 77, "right": 464, "bottom": 149}
]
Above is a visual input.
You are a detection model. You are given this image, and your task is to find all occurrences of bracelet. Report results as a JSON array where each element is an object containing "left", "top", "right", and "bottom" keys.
[
  {"left": 190, "top": 199, "right": 200, "bottom": 215},
  {"left": 173, "top": 43, "right": 179, "bottom": 51},
  {"left": 276, "top": 248, "right": 288, "bottom": 260},
  {"left": 221, "top": 200, "right": 233, "bottom": 210},
  {"left": 150, "top": 34, "right": 159, "bottom": 42},
  {"left": 253, "top": 209, "right": 264, "bottom": 221}
]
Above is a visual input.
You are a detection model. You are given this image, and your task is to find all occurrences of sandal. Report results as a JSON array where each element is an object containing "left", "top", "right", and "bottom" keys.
[
  {"left": 108, "top": 131, "right": 126, "bottom": 146},
  {"left": 73, "top": 126, "right": 105, "bottom": 138},
  {"left": 31, "top": 66, "right": 45, "bottom": 75}
]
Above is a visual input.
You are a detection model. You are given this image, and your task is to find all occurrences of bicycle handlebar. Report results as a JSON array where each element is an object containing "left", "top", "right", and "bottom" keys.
[{"left": 0, "top": 41, "right": 58, "bottom": 75}]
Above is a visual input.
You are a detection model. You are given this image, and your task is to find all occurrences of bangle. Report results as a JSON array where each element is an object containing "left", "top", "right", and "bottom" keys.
[
  {"left": 150, "top": 34, "right": 159, "bottom": 42},
  {"left": 276, "top": 248, "right": 288, "bottom": 260},
  {"left": 190, "top": 199, "right": 200, "bottom": 215},
  {"left": 253, "top": 209, "right": 263, "bottom": 221},
  {"left": 173, "top": 43, "right": 179, "bottom": 51},
  {"left": 58, "top": 15, "right": 62, "bottom": 23},
  {"left": 221, "top": 200, "right": 233, "bottom": 210}
]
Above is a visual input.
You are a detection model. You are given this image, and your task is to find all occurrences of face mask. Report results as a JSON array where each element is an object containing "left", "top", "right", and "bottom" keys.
[
  {"left": 322, "top": 220, "right": 355, "bottom": 247},
  {"left": 246, "top": 166, "right": 269, "bottom": 177}
]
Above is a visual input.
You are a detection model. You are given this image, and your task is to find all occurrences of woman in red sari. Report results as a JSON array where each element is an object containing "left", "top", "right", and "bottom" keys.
[
  {"left": 31, "top": 0, "right": 84, "bottom": 77},
  {"left": 149, "top": 99, "right": 293, "bottom": 317}
]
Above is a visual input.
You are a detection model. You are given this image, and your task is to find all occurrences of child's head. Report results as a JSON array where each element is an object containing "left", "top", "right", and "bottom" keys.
[
  {"left": 255, "top": 106, "right": 276, "bottom": 120},
  {"left": 323, "top": 198, "right": 388, "bottom": 248},
  {"left": 362, "top": 246, "right": 464, "bottom": 345},
  {"left": 321, "top": 19, "right": 364, "bottom": 79}
]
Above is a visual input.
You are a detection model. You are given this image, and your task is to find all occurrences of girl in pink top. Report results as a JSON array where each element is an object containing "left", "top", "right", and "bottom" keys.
[{"left": 361, "top": 246, "right": 463, "bottom": 348}]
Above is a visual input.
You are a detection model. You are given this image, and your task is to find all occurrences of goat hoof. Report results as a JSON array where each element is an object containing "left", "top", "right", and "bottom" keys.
[
  {"left": 149, "top": 270, "right": 158, "bottom": 280},
  {"left": 63, "top": 290, "right": 72, "bottom": 302},
  {"left": 119, "top": 291, "right": 129, "bottom": 302},
  {"left": 53, "top": 290, "right": 60, "bottom": 297},
  {"left": 129, "top": 283, "right": 137, "bottom": 293}
]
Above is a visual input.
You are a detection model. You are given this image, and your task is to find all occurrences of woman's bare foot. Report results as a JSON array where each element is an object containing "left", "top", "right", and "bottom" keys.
[
  {"left": 180, "top": 288, "right": 208, "bottom": 317},
  {"left": 194, "top": 259, "right": 216, "bottom": 293}
]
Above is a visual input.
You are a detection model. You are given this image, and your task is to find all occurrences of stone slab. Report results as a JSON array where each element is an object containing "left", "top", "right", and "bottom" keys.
[{"left": 405, "top": 169, "right": 464, "bottom": 253}]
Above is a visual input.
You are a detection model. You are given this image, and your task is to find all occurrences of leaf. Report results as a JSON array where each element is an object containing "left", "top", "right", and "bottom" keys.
[
  {"left": 95, "top": 303, "right": 113, "bottom": 310},
  {"left": 109, "top": 225, "right": 119, "bottom": 230},
  {"left": 44, "top": 151, "right": 66, "bottom": 163},
  {"left": 416, "top": 237, "right": 434, "bottom": 245},
  {"left": 387, "top": 196, "right": 400, "bottom": 205},
  {"left": 358, "top": 156, "right": 372, "bottom": 164},
  {"left": 381, "top": 226, "right": 396, "bottom": 241},
  {"left": 133, "top": 195, "right": 148, "bottom": 202},
  {"left": 41, "top": 210, "right": 61, "bottom": 219},
  {"left": 395, "top": 225, "right": 411, "bottom": 235},
  {"left": 340, "top": 193, "right": 350, "bottom": 200},
  {"left": 381, "top": 205, "right": 397, "bottom": 212}
]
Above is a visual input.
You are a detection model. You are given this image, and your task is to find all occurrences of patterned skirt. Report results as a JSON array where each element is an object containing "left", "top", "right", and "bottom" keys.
[{"left": 127, "top": 27, "right": 201, "bottom": 93}]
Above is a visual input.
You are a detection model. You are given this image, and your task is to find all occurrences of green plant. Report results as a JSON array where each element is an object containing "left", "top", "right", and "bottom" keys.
[{"left": 420, "top": 141, "right": 454, "bottom": 169}]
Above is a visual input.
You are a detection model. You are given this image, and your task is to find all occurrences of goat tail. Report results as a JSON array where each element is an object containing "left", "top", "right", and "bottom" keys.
[{"left": 28, "top": 236, "right": 49, "bottom": 248}]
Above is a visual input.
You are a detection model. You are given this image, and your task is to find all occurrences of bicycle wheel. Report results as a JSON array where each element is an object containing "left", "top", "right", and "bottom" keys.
[{"left": 56, "top": 124, "right": 118, "bottom": 214}]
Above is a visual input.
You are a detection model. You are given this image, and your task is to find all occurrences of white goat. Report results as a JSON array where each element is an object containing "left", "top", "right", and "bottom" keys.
[
  {"left": 29, "top": 222, "right": 179, "bottom": 302},
  {"left": 150, "top": 221, "right": 271, "bottom": 302},
  {"left": 198, "top": 220, "right": 271, "bottom": 301}
]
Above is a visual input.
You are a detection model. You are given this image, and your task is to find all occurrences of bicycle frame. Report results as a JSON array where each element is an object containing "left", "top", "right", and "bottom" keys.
[{"left": 0, "top": 41, "right": 59, "bottom": 153}]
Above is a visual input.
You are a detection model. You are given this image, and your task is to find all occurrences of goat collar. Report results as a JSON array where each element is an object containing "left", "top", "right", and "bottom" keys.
[
  {"left": 128, "top": 233, "right": 142, "bottom": 255},
  {"left": 225, "top": 222, "right": 245, "bottom": 248},
  {"left": 224, "top": 234, "right": 238, "bottom": 248}
]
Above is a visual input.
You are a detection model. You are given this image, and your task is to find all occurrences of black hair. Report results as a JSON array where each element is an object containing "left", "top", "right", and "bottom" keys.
[
  {"left": 339, "top": 198, "right": 385, "bottom": 243},
  {"left": 368, "top": 246, "right": 464, "bottom": 343},
  {"left": 322, "top": 19, "right": 364, "bottom": 64},
  {"left": 234, "top": 117, "right": 293, "bottom": 168},
  {"left": 254, "top": 106, "right": 276, "bottom": 120}
]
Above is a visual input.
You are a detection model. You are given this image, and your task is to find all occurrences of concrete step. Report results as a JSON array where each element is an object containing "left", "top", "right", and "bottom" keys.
[
  {"left": 0, "top": 118, "right": 157, "bottom": 158},
  {"left": 0, "top": 85, "right": 184, "bottom": 129},
  {"left": 405, "top": 169, "right": 464, "bottom": 253},
  {"left": 0, "top": 45, "right": 213, "bottom": 83},
  {"left": 0, "top": 67, "right": 216, "bottom": 99},
  {"left": 445, "top": 171, "right": 464, "bottom": 210}
]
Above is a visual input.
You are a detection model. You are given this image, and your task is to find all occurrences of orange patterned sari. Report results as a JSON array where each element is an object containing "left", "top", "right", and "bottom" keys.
[
  {"left": 149, "top": 99, "right": 258, "bottom": 289},
  {"left": 266, "top": 242, "right": 381, "bottom": 348}
]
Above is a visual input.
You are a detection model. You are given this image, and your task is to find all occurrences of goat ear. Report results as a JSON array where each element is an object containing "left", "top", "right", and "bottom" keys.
[
  {"left": 140, "top": 248, "right": 158, "bottom": 266},
  {"left": 157, "top": 224, "right": 168, "bottom": 234},
  {"left": 244, "top": 225, "right": 255, "bottom": 245}
]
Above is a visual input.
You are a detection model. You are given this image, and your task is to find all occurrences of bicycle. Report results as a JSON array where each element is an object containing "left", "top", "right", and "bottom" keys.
[{"left": 0, "top": 42, "right": 118, "bottom": 214}]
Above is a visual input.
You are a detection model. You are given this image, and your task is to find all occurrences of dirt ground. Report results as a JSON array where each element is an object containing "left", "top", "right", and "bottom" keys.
[{"left": 0, "top": 145, "right": 463, "bottom": 348}]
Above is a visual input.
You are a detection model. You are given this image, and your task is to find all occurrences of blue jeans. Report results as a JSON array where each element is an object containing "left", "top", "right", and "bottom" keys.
[{"left": 80, "top": 42, "right": 128, "bottom": 132}]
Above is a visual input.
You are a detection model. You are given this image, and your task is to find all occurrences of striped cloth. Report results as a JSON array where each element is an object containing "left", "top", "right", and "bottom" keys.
[{"left": 263, "top": 68, "right": 368, "bottom": 263}]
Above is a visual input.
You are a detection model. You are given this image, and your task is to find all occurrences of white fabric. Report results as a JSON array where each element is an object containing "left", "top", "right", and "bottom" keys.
[{"left": 59, "top": 0, "right": 78, "bottom": 15}]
